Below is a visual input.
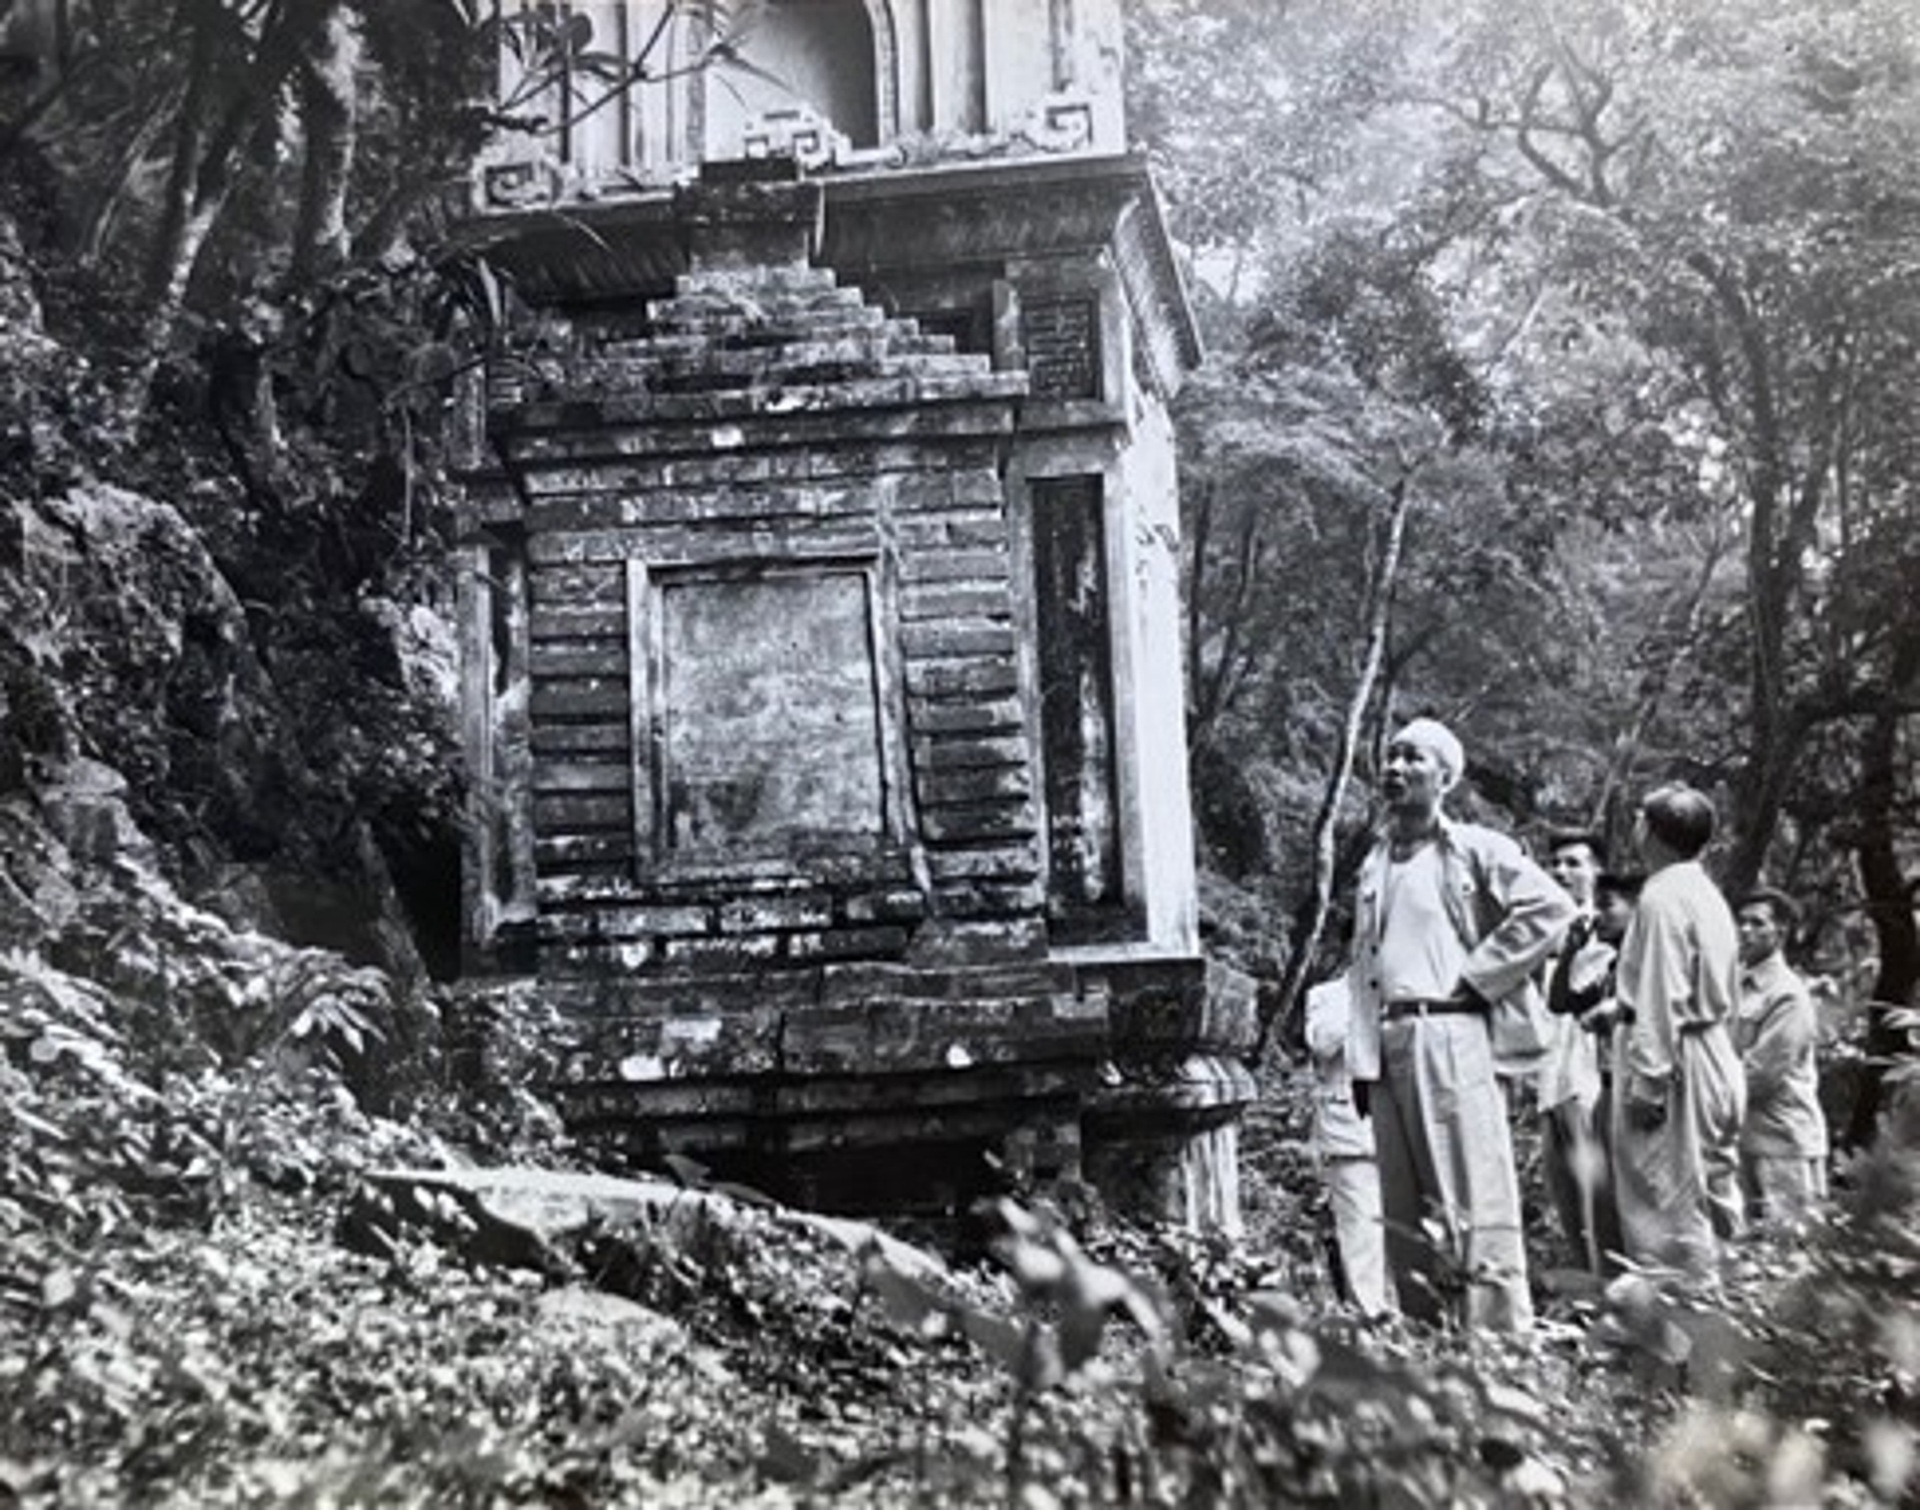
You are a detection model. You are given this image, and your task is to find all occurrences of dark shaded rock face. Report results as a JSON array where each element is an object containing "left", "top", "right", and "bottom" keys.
[
  {"left": 0, "top": 198, "right": 465, "bottom": 972},
  {"left": 0, "top": 483, "right": 460, "bottom": 980},
  {"left": 0, "top": 487, "right": 289, "bottom": 843}
]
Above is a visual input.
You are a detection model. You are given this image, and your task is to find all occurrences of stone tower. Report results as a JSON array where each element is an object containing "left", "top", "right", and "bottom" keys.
[{"left": 453, "top": 0, "right": 1254, "bottom": 1229}]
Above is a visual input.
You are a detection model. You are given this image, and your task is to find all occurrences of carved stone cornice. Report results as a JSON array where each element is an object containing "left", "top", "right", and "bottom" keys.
[{"left": 448, "top": 152, "right": 1201, "bottom": 394}]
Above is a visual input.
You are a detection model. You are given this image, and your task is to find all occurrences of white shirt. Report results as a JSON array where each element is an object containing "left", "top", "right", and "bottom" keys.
[
  {"left": 1306, "top": 978, "right": 1373, "bottom": 1161},
  {"left": 1376, "top": 843, "right": 1468, "bottom": 1003},
  {"left": 1538, "top": 910, "right": 1606, "bottom": 1110}
]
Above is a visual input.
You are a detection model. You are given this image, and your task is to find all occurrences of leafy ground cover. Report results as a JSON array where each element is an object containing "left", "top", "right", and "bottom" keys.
[
  {"left": 1, "top": 790, "right": 1916, "bottom": 1507},
  {"left": 4, "top": 917, "right": 1915, "bottom": 1510}
]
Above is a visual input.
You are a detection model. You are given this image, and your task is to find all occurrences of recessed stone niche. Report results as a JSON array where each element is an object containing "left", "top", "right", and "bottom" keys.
[{"left": 655, "top": 567, "right": 886, "bottom": 857}]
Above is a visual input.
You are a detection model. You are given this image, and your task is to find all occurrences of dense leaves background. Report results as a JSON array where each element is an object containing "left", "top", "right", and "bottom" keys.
[
  {"left": 1128, "top": 0, "right": 1919, "bottom": 1074},
  {"left": 0, "top": 0, "right": 1917, "bottom": 1503}
]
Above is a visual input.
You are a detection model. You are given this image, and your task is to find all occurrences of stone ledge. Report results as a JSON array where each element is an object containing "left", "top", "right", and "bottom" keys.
[
  {"left": 455, "top": 954, "right": 1256, "bottom": 1099},
  {"left": 349, "top": 1164, "right": 946, "bottom": 1283},
  {"left": 1089, "top": 955, "right": 1259, "bottom": 1058},
  {"left": 1082, "top": 1053, "right": 1258, "bottom": 1118},
  {"left": 492, "top": 402, "right": 1021, "bottom": 460}
]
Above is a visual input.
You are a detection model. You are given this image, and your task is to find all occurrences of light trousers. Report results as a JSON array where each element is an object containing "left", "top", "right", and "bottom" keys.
[
  {"left": 1741, "top": 1152, "right": 1827, "bottom": 1225},
  {"left": 1542, "top": 1091, "right": 1622, "bottom": 1276},
  {"left": 1373, "top": 1014, "right": 1532, "bottom": 1330},
  {"left": 1325, "top": 1154, "right": 1393, "bottom": 1316},
  {"left": 1613, "top": 1024, "right": 1746, "bottom": 1277}
]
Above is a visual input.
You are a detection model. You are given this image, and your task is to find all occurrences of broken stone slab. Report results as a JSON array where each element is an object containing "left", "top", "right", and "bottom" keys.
[
  {"left": 345, "top": 1165, "right": 950, "bottom": 1288},
  {"left": 533, "top": 1284, "right": 691, "bottom": 1352}
]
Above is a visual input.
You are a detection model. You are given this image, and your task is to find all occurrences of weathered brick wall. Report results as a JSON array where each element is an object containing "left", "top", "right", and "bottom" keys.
[
  {"left": 485, "top": 264, "right": 1047, "bottom": 977},
  {"left": 455, "top": 170, "right": 1250, "bottom": 1232}
]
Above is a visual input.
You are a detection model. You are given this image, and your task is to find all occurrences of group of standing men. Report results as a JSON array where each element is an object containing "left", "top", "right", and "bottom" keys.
[{"left": 1305, "top": 717, "right": 1831, "bottom": 1329}]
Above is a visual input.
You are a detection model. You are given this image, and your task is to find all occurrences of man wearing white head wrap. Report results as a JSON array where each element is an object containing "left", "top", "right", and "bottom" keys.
[
  {"left": 1393, "top": 716, "right": 1555, "bottom": 1094},
  {"left": 1394, "top": 717, "right": 1464, "bottom": 783},
  {"left": 1346, "top": 717, "right": 1575, "bottom": 1331}
]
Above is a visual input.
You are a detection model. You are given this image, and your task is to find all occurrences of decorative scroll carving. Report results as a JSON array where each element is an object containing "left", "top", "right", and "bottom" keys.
[
  {"left": 479, "top": 157, "right": 565, "bottom": 210},
  {"left": 741, "top": 105, "right": 851, "bottom": 171},
  {"left": 1013, "top": 91, "right": 1095, "bottom": 153}
]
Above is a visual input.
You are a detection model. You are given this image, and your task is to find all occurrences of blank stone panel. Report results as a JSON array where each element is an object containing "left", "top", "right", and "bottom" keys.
[
  {"left": 1030, "top": 475, "right": 1124, "bottom": 937},
  {"left": 656, "top": 570, "right": 884, "bottom": 855}
]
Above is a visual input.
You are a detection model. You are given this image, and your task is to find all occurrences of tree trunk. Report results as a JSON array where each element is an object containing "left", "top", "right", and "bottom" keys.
[
  {"left": 288, "top": 5, "right": 360, "bottom": 285},
  {"left": 1253, "top": 468, "right": 1414, "bottom": 1063},
  {"left": 1592, "top": 524, "right": 1728, "bottom": 831},
  {"left": 125, "top": 0, "right": 321, "bottom": 414},
  {"left": 1841, "top": 655, "right": 1920, "bottom": 1149},
  {"left": 139, "top": 1, "right": 219, "bottom": 327},
  {"left": 71, "top": 90, "right": 179, "bottom": 267}
]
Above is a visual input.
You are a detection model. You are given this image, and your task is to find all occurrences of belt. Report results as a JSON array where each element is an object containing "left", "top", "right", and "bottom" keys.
[{"left": 1381, "top": 996, "right": 1483, "bottom": 1022}]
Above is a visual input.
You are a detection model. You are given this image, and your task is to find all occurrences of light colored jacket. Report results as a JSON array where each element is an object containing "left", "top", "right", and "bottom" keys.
[
  {"left": 1616, "top": 859, "right": 1741, "bottom": 1095},
  {"left": 1306, "top": 977, "right": 1373, "bottom": 1160},
  {"left": 1345, "top": 815, "right": 1577, "bottom": 1082},
  {"left": 1733, "top": 952, "right": 1829, "bottom": 1160}
]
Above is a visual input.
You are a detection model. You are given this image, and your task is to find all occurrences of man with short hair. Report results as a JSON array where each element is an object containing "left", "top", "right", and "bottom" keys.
[
  {"left": 1573, "top": 870, "right": 1643, "bottom": 1143},
  {"left": 1612, "top": 784, "right": 1748, "bottom": 1276},
  {"left": 1566, "top": 872, "right": 1643, "bottom": 1260},
  {"left": 1347, "top": 718, "right": 1575, "bottom": 1329},
  {"left": 1540, "top": 832, "right": 1615, "bottom": 1275},
  {"left": 1732, "top": 887, "right": 1829, "bottom": 1223}
]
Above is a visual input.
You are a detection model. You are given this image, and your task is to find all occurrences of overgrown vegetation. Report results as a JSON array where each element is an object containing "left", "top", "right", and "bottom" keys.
[
  {"left": 1, "top": 0, "right": 1916, "bottom": 1504},
  {"left": 5, "top": 865, "right": 1916, "bottom": 1505},
  {"left": 1132, "top": 0, "right": 1920, "bottom": 1081}
]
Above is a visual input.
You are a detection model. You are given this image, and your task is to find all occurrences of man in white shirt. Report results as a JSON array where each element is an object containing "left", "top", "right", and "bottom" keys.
[
  {"left": 1540, "top": 832, "right": 1616, "bottom": 1276},
  {"left": 1346, "top": 718, "right": 1574, "bottom": 1330},
  {"left": 1612, "top": 784, "right": 1748, "bottom": 1277}
]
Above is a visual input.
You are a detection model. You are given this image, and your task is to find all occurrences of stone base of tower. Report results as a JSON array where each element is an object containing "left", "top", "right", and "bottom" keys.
[
  {"left": 1077, "top": 954, "right": 1259, "bottom": 1234},
  {"left": 448, "top": 953, "right": 1256, "bottom": 1235}
]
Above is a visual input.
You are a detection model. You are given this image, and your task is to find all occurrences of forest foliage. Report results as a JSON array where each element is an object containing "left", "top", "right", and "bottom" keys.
[
  {"left": 0, "top": 0, "right": 1917, "bottom": 1504},
  {"left": 1128, "top": 0, "right": 1920, "bottom": 1085}
]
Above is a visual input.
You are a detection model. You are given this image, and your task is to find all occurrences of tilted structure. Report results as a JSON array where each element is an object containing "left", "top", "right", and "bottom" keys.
[{"left": 453, "top": 0, "right": 1254, "bottom": 1227}]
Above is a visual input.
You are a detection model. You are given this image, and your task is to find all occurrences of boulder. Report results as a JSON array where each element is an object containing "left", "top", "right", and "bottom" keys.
[
  {"left": 345, "top": 1164, "right": 951, "bottom": 1287},
  {"left": 36, "top": 755, "right": 156, "bottom": 870},
  {"left": 533, "top": 1284, "right": 689, "bottom": 1351}
]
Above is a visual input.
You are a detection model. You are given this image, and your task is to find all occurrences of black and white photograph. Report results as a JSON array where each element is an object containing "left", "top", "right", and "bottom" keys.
[{"left": 2, "top": 0, "right": 1915, "bottom": 1503}]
